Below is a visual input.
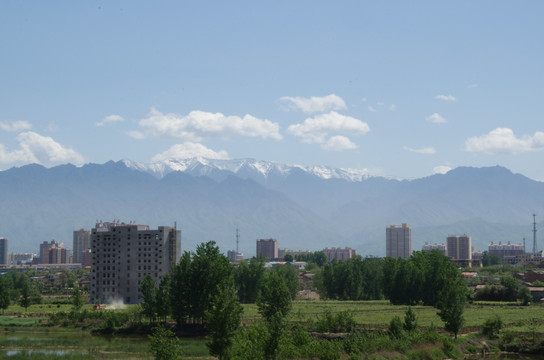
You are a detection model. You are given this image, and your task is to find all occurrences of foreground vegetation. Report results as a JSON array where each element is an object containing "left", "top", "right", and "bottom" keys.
[
  {"left": 1, "top": 300, "right": 544, "bottom": 359},
  {"left": 2, "top": 244, "right": 544, "bottom": 359}
]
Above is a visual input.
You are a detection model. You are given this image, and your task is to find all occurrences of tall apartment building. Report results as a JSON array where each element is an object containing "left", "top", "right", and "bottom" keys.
[
  {"left": 39, "top": 240, "right": 69, "bottom": 264},
  {"left": 0, "top": 237, "right": 7, "bottom": 265},
  {"left": 90, "top": 222, "right": 181, "bottom": 304},
  {"left": 256, "top": 238, "right": 278, "bottom": 260},
  {"left": 422, "top": 242, "right": 447, "bottom": 256},
  {"left": 447, "top": 235, "right": 472, "bottom": 260},
  {"left": 322, "top": 247, "right": 358, "bottom": 262},
  {"left": 73, "top": 229, "right": 91, "bottom": 266},
  {"left": 386, "top": 224, "right": 411, "bottom": 259}
]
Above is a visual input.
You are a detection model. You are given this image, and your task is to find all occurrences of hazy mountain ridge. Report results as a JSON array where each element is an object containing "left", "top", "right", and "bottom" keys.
[{"left": 1, "top": 160, "right": 543, "bottom": 256}]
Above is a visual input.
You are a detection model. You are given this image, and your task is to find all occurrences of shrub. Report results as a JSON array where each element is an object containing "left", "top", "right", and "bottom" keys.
[
  {"left": 442, "top": 337, "right": 454, "bottom": 357},
  {"left": 481, "top": 315, "right": 503, "bottom": 339},
  {"left": 148, "top": 325, "right": 184, "bottom": 360},
  {"left": 310, "top": 309, "right": 357, "bottom": 333},
  {"left": 388, "top": 315, "right": 404, "bottom": 339},
  {"left": 403, "top": 307, "right": 417, "bottom": 332}
]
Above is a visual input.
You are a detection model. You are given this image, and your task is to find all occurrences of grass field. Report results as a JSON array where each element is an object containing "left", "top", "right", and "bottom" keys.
[
  {"left": 241, "top": 300, "right": 544, "bottom": 331},
  {"left": 3, "top": 300, "right": 544, "bottom": 331}
]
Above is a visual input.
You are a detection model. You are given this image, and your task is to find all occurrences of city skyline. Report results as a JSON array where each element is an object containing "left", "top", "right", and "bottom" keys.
[{"left": 1, "top": 2, "right": 544, "bottom": 181}]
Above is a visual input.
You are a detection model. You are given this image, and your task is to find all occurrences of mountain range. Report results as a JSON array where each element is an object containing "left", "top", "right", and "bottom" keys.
[{"left": 0, "top": 158, "right": 543, "bottom": 257}]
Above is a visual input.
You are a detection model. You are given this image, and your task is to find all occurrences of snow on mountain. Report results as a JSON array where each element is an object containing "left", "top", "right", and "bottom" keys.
[{"left": 122, "top": 158, "right": 378, "bottom": 182}]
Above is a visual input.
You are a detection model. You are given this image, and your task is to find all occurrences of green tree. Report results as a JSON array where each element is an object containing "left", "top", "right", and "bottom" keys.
[
  {"left": 205, "top": 283, "right": 243, "bottom": 360},
  {"left": 170, "top": 241, "right": 233, "bottom": 328},
  {"left": 482, "top": 251, "right": 502, "bottom": 267},
  {"left": 19, "top": 278, "right": 31, "bottom": 311},
  {"left": 140, "top": 274, "right": 157, "bottom": 322},
  {"left": 263, "top": 313, "right": 287, "bottom": 360},
  {"left": 518, "top": 286, "right": 532, "bottom": 306},
  {"left": 235, "top": 256, "right": 265, "bottom": 303},
  {"left": 148, "top": 325, "right": 184, "bottom": 360},
  {"left": 156, "top": 275, "right": 170, "bottom": 323},
  {"left": 170, "top": 251, "right": 193, "bottom": 327},
  {"left": 403, "top": 306, "right": 417, "bottom": 332},
  {"left": 257, "top": 271, "right": 292, "bottom": 322},
  {"left": 270, "top": 263, "right": 299, "bottom": 300},
  {"left": 501, "top": 276, "right": 519, "bottom": 301},
  {"left": 437, "top": 276, "right": 467, "bottom": 339},
  {"left": 0, "top": 275, "right": 10, "bottom": 313},
  {"left": 71, "top": 285, "right": 84, "bottom": 311},
  {"left": 283, "top": 254, "right": 293, "bottom": 263},
  {"left": 388, "top": 315, "right": 404, "bottom": 339},
  {"left": 312, "top": 251, "right": 327, "bottom": 267}
]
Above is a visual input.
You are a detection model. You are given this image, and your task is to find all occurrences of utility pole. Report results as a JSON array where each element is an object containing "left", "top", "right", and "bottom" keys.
[
  {"left": 236, "top": 228, "right": 240, "bottom": 254},
  {"left": 533, "top": 214, "right": 537, "bottom": 255}
]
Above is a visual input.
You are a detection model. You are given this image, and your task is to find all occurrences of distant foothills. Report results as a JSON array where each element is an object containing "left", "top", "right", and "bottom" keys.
[{"left": 0, "top": 158, "right": 543, "bottom": 257}]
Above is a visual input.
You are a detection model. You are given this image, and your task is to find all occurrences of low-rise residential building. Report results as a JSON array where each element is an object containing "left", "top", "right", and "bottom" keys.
[{"left": 322, "top": 247, "right": 358, "bottom": 262}]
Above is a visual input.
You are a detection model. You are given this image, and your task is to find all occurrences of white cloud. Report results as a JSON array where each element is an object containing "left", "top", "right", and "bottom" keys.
[
  {"left": 388, "top": 104, "right": 396, "bottom": 111},
  {"left": 0, "top": 120, "right": 32, "bottom": 132},
  {"left": 467, "top": 84, "right": 478, "bottom": 88},
  {"left": 425, "top": 113, "right": 447, "bottom": 124},
  {"left": 435, "top": 95, "right": 456, "bottom": 101},
  {"left": 127, "top": 130, "right": 145, "bottom": 140},
  {"left": 0, "top": 131, "right": 84, "bottom": 166},
  {"left": 96, "top": 114, "right": 125, "bottom": 126},
  {"left": 361, "top": 97, "right": 367, "bottom": 103},
  {"left": 321, "top": 136, "right": 358, "bottom": 151},
  {"left": 152, "top": 142, "right": 229, "bottom": 162},
  {"left": 280, "top": 94, "right": 347, "bottom": 114},
  {"left": 433, "top": 165, "right": 452, "bottom": 174},
  {"left": 137, "top": 108, "right": 282, "bottom": 141},
  {"left": 287, "top": 111, "right": 370, "bottom": 144},
  {"left": 368, "top": 106, "right": 377, "bottom": 113},
  {"left": 404, "top": 146, "right": 436, "bottom": 154},
  {"left": 465, "top": 128, "right": 544, "bottom": 155}
]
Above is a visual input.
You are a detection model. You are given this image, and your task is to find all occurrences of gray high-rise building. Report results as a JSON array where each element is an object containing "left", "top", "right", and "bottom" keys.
[
  {"left": 0, "top": 237, "right": 8, "bottom": 265},
  {"left": 90, "top": 222, "right": 181, "bottom": 304},
  {"left": 386, "top": 224, "right": 411, "bottom": 259},
  {"left": 73, "top": 229, "right": 91, "bottom": 266},
  {"left": 447, "top": 235, "right": 472, "bottom": 260}
]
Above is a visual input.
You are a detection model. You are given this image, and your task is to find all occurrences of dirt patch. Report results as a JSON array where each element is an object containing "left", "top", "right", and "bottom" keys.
[{"left": 298, "top": 290, "right": 320, "bottom": 300}]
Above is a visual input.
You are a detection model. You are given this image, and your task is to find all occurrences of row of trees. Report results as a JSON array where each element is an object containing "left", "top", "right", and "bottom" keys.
[
  {"left": 319, "top": 249, "right": 464, "bottom": 306},
  {"left": 319, "top": 249, "right": 468, "bottom": 338}
]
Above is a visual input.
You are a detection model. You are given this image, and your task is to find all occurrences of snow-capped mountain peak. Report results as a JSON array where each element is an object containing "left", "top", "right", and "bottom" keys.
[{"left": 122, "top": 158, "right": 379, "bottom": 182}]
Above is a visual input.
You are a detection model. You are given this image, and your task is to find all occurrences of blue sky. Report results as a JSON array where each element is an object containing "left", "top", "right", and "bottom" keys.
[{"left": 1, "top": 1, "right": 544, "bottom": 180}]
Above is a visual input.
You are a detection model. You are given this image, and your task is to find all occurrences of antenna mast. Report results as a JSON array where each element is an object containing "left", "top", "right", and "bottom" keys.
[
  {"left": 236, "top": 228, "right": 240, "bottom": 253},
  {"left": 533, "top": 214, "right": 538, "bottom": 255}
]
